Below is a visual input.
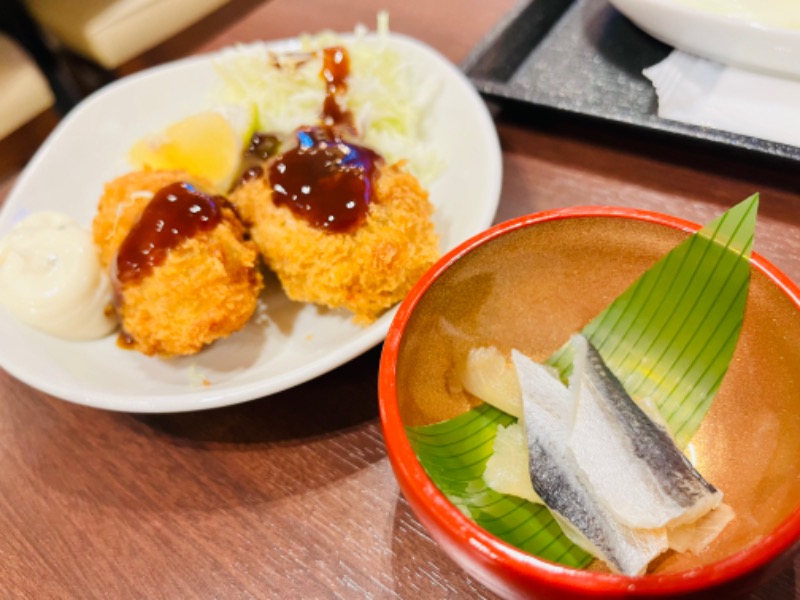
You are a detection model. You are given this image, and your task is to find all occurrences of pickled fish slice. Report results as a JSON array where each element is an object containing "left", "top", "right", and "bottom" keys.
[
  {"left": 512, "top": 350, "right": 668, "bottom": 575},
  {"left": 569, "top": 334, "right": 722, "bottom": 529},
  {"left": 668, "top": 503, "right": 735, "bottom": 553}
]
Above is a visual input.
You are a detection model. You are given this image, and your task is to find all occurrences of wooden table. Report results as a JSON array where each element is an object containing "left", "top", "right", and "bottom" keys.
[{"left": 1, "top": 0, "right": 798, "bottom": 597}]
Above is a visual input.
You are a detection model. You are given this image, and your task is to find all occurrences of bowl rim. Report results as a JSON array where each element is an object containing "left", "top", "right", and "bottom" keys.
[
  {"left": 607, "top": 0, "right": 800, "bottom": 80},
  {"left": 379, "top": 205, "right": 800, "bottom": 594},
  {"left": 609, "top": 0, "right": 800, "bottom": 36}
]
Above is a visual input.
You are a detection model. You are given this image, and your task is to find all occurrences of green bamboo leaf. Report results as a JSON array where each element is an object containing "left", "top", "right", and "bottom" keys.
[
  {"left": 407, "top": 403, "right": 593, "bottom": 568},
  {"left": 584, "top": 194, "right": 757, "bottom": 447},
  {"left": 406, "top": 195, "right": 757, "bottom": 568}
]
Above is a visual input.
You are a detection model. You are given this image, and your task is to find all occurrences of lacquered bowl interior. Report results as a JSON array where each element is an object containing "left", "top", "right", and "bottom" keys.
[{"left": 381, "top": 209, "right": 800, "bottom": 595}]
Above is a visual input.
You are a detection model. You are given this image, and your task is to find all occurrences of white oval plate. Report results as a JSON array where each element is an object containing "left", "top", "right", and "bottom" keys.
[
  {"left": 609, "top": 0, "right": 800, "bottom": 79},
  {"left": 0, "top": 33, "right": 502, "bottom": 412}
]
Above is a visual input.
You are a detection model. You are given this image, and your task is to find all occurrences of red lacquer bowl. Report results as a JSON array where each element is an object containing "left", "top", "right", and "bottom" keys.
[{"left": 379, "top": 206, "right": 800, "bottom": 599}]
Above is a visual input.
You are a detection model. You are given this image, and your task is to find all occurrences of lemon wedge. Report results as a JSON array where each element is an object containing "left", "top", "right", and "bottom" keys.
[{"left": 129, "top": 105, "right": 256, "bottom": 193}]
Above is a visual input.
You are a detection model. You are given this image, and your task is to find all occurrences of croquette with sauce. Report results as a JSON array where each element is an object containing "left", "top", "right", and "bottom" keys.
[
  {"left": 231, "top": 161, "right": 439, "bottom": 324},
  {"left": 92, "top": 170, "right": 263, "bottom": 356}
]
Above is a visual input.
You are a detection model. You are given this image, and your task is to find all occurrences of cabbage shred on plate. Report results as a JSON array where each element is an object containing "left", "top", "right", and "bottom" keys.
[{"left": 212, "top": 15, "right": 444, "bottom": 185}]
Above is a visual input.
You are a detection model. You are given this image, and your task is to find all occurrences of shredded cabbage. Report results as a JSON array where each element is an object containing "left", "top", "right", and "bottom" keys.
[{"left": 212, "top": 14, "right": 444, "bottom": 185}]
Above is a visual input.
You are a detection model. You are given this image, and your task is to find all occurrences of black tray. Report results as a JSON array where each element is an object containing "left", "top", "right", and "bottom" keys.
[{"left": 462, "top": 0, "right": 800, "bottom": 162}]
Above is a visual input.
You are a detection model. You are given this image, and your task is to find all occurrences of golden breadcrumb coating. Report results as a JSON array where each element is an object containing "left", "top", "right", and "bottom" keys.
[
  {"left": 231, "top": 161, "right": 439, "bottom": 324},
  {"left": 93, "top": 169, "right": 207, "bottom": 268},
  {"left": 93, "top": 170, "right": 263, "bottom": 357},
  {"left": 117, "top": 221, "right": 262, "bottom": 356}
]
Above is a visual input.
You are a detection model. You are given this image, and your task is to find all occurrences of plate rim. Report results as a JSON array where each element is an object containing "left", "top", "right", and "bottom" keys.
[{"left": 0, "top": 31, "right": 502, "bottom": 413}]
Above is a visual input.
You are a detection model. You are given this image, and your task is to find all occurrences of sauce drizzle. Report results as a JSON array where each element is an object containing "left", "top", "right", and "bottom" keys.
[
  {"left": 114, "top": 182, "right": 223, "bottom": 286},
  {"left": 265, "top": 45, "right": 383, "bottom": 233},
  {"left": 321, "top": 46, "right": 353, "bottom": 128},
  {"left": 269, "top": 127, "right": 382, "bottom": 233},
  {"left": 247, "top": 132, "right": 281, "bottom": 161},
  {"left": 238, "top": 45, "right": 384, "bottom": 232}
]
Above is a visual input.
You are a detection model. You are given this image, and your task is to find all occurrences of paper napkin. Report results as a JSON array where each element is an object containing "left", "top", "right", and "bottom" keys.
[{"left": 643, "top": 50, "right": 800, "bottom": 147}]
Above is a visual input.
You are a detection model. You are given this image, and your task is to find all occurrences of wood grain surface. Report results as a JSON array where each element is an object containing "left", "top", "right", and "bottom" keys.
[{"left": 0, "top": 0, "right": 798, "bottom": 598}]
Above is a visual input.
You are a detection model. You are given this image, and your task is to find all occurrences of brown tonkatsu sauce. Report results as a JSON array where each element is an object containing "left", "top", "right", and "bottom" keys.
[
  {"left": 269, "top": 127, "right": 382, "bottom": 232},
  {"left": 114, "top": 182, "right": 223, "bottom": 286},
  {"left": 233, "top": 135, "right": 276, "bottom": 189},
  {"left": 237, "top": 165, "right": 264, "bottom": 187},
  {"left": 269, "top": 45, "right": 382, "bottom": 232},
  {"left": 234, "top": 45, "right": 384, "bottom": 233},
  {"left": 321, "top": 46, "right": 352, "bottom": 129},
  {"left": 247, "top": 132, "right": 281, "bottom": 161}
]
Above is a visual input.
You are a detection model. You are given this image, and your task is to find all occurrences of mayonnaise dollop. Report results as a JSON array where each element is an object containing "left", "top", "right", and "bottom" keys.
[{"left": 0, "top": 211, "right": 117, "bottom": 339}]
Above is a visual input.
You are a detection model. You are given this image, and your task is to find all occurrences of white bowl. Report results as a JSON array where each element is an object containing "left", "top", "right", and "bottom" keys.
[{"left": 609, "top": 0, "right": 800, "bottom": 79}]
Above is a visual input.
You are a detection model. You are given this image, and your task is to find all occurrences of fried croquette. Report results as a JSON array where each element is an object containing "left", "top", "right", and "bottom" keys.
[
  {"left": 93, "top": 169, "right": 207, "bottom": 268},
  {"left": 93, "top": 170, "right": 263, "bottom": 357},
  {"left": 231, "top": 161, "right": 439, "bottom": 323}
]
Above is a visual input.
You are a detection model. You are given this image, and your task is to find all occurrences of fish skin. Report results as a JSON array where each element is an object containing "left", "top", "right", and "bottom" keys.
[
  {"left": 569, "top": 334, "right": 721, "bottom": 529},
  {"left": 513, "top": 350, "right": 668, "bottom": 576}
]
